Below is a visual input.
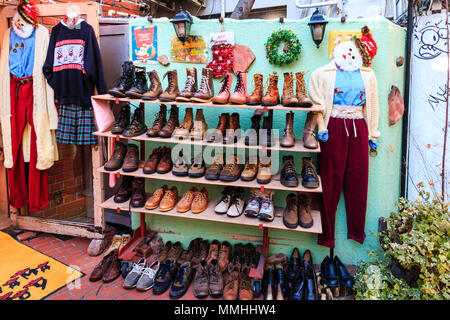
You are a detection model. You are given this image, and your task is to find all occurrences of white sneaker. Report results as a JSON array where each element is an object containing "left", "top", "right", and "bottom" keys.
[
  {"left": 123, "top": 257, "right": 147, "bottom": 289},
  {"left": 215, "top": 187, "right": 234, "bottom": 214},
  {"left": 227, "top": 188, "right": 246, "bottom": 217}
]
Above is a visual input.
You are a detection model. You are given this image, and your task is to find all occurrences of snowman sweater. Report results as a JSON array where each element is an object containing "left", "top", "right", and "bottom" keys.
[{"left": 43, "top": 21, "right": 106, "bottom": 108}]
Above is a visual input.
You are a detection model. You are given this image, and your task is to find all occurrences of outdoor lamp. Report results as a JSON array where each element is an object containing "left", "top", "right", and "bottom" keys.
[
  {"left": 170, "top": 7, "right": 193, "bottom": 45},
  {"left": 308, "top": 8, "right": 328, "bottom": 48}
]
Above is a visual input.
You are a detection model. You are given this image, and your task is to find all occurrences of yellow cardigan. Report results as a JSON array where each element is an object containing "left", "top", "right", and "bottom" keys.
[
  {"left": 0, "top": 25, "right": 58, "bottom": 170},
  {"left": 308, "top": 61, "right": 380, "bottom": 141}
]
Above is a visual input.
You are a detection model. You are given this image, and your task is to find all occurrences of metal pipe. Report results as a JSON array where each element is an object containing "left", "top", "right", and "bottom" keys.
[
  {"left": 295, "top": 0, "right": 338, "bottom": 9},
  {"left": 400, "top": 0, "right": 414, "bottom": 198},
  {"left": 221, "top": 0, "right": 225, "bottom": 18}
]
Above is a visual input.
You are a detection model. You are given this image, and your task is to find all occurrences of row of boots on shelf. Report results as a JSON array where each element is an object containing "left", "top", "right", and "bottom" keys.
[
  {"left": 108, "top": 62, "right": 313, "bottom": 107},
  {"left": 112, "top": 104, "right": 318, "bottom": 150}
]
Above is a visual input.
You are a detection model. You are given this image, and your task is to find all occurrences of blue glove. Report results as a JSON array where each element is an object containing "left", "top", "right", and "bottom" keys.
[
  {"left": 318, "top": 130, "right": 329, "bottom": 142},
  {"left": 369, "top": 140, "right": 378, "bottom": 149}
]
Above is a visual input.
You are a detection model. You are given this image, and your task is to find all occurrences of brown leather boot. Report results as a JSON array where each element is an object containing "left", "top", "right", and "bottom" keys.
[
  {"left": 191, "top": 68, "right": 214, "bottom": 103},
  {"left": 102, "top": 250, "right": 121, "bottom": 283},
  {"left": 145, "top": 184, "right": 168, "bottom": 210},
  {"left": 212, "top": 73, "right": 233, "bottom": 104},
  {"left": 217, "top": 241, "right": 231, "bottom": 273},
  {"left": 208, "top": 259, "right": 224, "bottom": 298},
  {"left": 159, "top": 70, "right": 179, "bottom": 101},
  {"left": 156, "top": 147, "right": 173, "bottom": 173},
  {"left": 283, "top": 193, "right": 299, "bottom": 229},
  {"left": 298, "top": 194, "right": 313, "bottom": 228},
  {"left": 143, "top": 70, "right": 163, "bottom": 100},
  {"left": 206, "top": 240, "right": 220, "bottom": 264},
  {"left": 122, "top": 144, "right": 139, "bottom": 172},
  {"left": 281, "top": 72, "right": 298, "bottom": 107},
  {"left": 190, "top": 109, "right": 208, "bottom": 140},
  {"left": 172, "top": 107, "right": 193, "bottom": 139},
  {"left": 303, "top": 112, "right": 318, "bottom": 149},
  {"left": 229, "top": 72, "right": 248, "bottom": 104},
  {"left": 104, "top": 142, "right": 127, "bottom": 171},
  {"left": 159, "top": 186, "right": 178, "bottom": 211},
  {"left": 176, "top": 67, "right": 197, "bottom": 102},
  {"left": 223, "top": 112, "right": 241, "bottom": 144},
  {"left": 262, "top": 72, "right": 280, "bottom": 106},
  {"left": 223, "top": 268, "right": 240, "bottom": 300},
  {"left": 295, "top": 71, "right": 313, "bottom": 107},
  {"left": 246, "top": 73, "right": 263, "bottom": 105},
  {"left": 207, "top": 113, "right": 229, "bottom": 143},
  {"left": 146, "top": 104, "right": 167, "bottom": 137},
  {"left": 280, "top": 111, "right": 295, "bottom": 148},
  {"left": 143, "top": 147, "right": 163, "bottom": 174},
  {"left": 158, "top": 106, "right": 179, "bottom": 138}
]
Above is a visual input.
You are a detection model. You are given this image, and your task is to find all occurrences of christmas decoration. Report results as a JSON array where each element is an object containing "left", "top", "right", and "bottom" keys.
[
  {"left": 265, "top": 29, "right": 302, "bottom": 66},
  {"left": 207, "top": 43, "right": 234, "bottom": 78},
  {"left": 351, "top": 26, "right": 377, "bottom": 67},
  {"left": 17, "top": 0, "right": 39, "bottom": 27}
]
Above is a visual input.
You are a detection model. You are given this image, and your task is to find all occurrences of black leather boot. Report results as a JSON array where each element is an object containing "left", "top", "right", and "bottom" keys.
[
  {"left": 286, "top": 248, "right": 302, "bottom": 290},
  {"left": 333, "top": 256, "right": 354, "bottom": 288},
  {"left": 126, "top": 66, "right": 148, "bottom": 99},
  {"left": 244, "top": 115, "right": 261, "bottom": 146},
  {"left": 280, "top": 155, "right": 299, "bottom": 187},
  {"left": 260, "top": 116, "right": 274, "bottom": 147},
  {"left": 109, "top": 61, "right": 135, "bottom": 98},
  {"left": 123, "top": 107, "right": 148, "bottom": 137},
  {"left": 301, "top": 157, "right": 320, "bottom": 189},
  {"left": 320, "top": 255, "right": 339, "bottom": 287},
  {"left": 111, "top": 104, "right": 130, "bottom": 134}
]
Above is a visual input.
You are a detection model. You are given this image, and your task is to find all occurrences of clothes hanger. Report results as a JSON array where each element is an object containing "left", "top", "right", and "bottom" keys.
[{"left": 64, "top": 1, "right": 81, "bottom": 28}]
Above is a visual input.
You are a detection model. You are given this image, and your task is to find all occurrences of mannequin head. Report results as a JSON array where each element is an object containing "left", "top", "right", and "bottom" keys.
[
  {"left": 333, "top": 40, "right": 363, "bottom": 72},
  {"left": 12, "top": 12, "right": 35, "bottom": 39}
]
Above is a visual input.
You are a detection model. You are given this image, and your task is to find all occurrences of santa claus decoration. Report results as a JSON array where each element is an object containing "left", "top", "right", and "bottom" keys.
[{"left": 308, "top": 26, "right": 380, "bottom": 249}]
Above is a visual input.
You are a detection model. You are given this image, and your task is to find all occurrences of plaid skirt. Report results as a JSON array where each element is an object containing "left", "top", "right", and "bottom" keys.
[{"left": 56, "top": 104, "right": 97, "bottom": 145}]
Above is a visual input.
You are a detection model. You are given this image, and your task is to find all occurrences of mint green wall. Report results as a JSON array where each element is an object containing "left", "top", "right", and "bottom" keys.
[{"left": 127, "top": 16, "right": 405, "bottom": 265}]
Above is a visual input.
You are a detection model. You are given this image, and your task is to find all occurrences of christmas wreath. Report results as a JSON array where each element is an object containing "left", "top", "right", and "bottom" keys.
[{"left": 265, "top": 29, "right": 302, "bottom": 66}]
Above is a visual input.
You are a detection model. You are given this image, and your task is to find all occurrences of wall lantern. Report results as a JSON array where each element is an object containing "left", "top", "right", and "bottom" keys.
[
  {"left": 308, "top": 8, "right": 328, "bottom": 48},
  {"left": 170, "top": 7, "right": 193, "bottom": 45}
]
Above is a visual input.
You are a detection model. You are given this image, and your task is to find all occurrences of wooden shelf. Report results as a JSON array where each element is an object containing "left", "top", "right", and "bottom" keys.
[
  {"left": 93, "top": 130, "right": 321, "bottom": 153},
  {"left": 92, "top": 94, "right": 325, "bottom": 113},
  {"left": 100, "top": 196, "right": 322, "bottom": 234},
  {"left": 97, "top": 164, "right": 323, "bottom": 194}
]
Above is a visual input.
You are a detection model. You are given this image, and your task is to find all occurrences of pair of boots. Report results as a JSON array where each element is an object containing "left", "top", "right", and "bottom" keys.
[
  {"left": 109, "top": 62, "right": 163, "bottom": 100},
  {"left": 172, "top": 108, "right": 208, "bottom": 140},
  {"left": 207, "top": 113, "right": 241, "bottom": 143},
  {"left": 174, "top": 67, "right": 215, "bottom": 103},
  {"left": 244, "top": 114, "right": 274, "bottom": 147},
  {"left": 211, "top": 72, "right": 248, "bottom": 105},
  {"left": 111, "top": 105, "right": 147, "bottom": 137},
  {"left": 146, "top": 105, "right": 179, "bottom": 138},
  {"left": 280, "top": 112, "right": 318, "bottom": 149},
  {"left": 281, "top": 72, "right": 313, "bottom": 108}
]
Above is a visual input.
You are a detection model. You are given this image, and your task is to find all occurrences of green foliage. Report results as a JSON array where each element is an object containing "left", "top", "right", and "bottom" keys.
[
  {"left": 264, "top": 29, "right": 302, "bottom": 66},
  {"left": 354, "top": 186, "right": 450, "bottom": 300}
]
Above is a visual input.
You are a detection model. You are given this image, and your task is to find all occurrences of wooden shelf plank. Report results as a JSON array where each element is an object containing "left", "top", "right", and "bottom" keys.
[
  {"left": 97, "top": 165, "right": 323, "bottom": 193},
  {"left": 92, "top": 94, "right": 325, "bottom": 113},
  {"left": 93, "top": 130, "right": 321, "bottom": 153},
  {"left": 100, "top": 196, "right": 322, "bottom": 234}
]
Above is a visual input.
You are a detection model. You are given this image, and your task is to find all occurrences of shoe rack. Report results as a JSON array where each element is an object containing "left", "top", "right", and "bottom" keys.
[{"left": 91, "top": 94, "right": 325, "bottom": 282}]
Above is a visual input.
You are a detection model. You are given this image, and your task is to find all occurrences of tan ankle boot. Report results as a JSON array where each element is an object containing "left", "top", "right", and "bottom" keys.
[
  {"left": 262, "top": 72, "right": 280, "bottom": 106},
  {"left": 295, "top": 71, "right": 313, "bottom": 108},
  {"left": 143, "top": 70, "right": 163, "bottom": 100},
  {"left": 281, "top": 72, "right": 298, "bottom": 107},
  {"left": 173, "top": 107, "right": 193, "bottom": 139},
  {"left": 247, "top": 73, "right": 263, "bottom": 105},
  {"left": 280, "top": 111, "right": 295, "bottom": 148},
  {"left": 191, "top": 68, "right": 214, "bottom": 103},
  {"left": 190, "top": 109, "right": 208, "bottom": 140},
  {"left": 303, "top": 112, "right": 318, "bottom": 149},
  {"left": 176, "top": 68, "right": 197, "bottom": 102},
  {"left": 159, "top": 70, "right": 179, "bottom": 101}
]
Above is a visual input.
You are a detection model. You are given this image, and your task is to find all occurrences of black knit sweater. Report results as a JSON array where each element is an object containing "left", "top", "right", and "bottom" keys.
[{"left": 43, "top": 21, "right": 106, "bottom": 108}]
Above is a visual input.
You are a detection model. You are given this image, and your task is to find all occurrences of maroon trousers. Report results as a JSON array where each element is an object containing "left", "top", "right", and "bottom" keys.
[
  {"left": 8, "top": 75, "right": 49, "bottom": 212},
  {"left": 318, "top": 117, "right": 369, "bottom": 248}
]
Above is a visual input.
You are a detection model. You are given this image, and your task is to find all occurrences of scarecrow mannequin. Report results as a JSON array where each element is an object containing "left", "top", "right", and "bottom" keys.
[
  {"left": 309, "top": 26, "right": 380, "bottom": 248},
  {"left": 0, "top": 0, "right": 58, "bottom": 212}
]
